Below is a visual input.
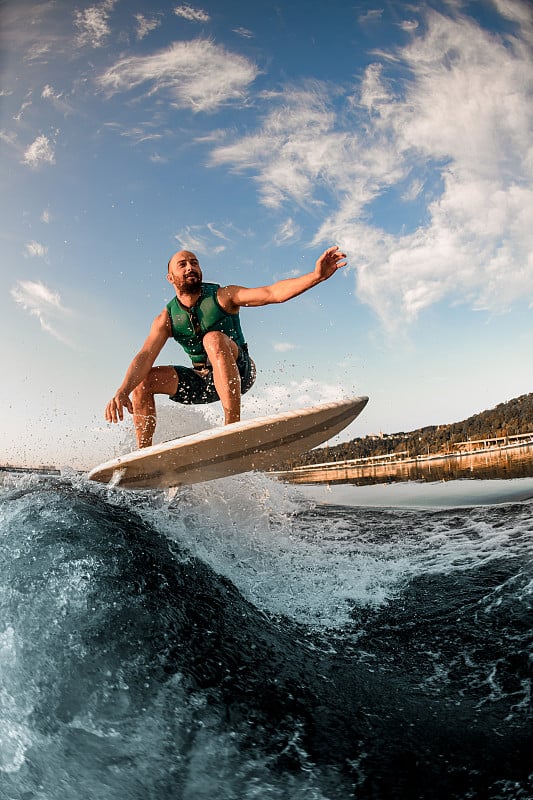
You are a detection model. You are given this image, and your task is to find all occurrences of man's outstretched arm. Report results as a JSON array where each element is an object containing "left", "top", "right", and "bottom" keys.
[
  {"left": 219, "top": 246, "right": 347, "bottom": 311},
  {"left": 105, "top": 310, "right": 170, "bottom": 423}
]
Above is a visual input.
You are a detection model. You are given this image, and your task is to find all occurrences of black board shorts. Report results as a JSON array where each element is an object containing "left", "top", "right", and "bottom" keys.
[{"left": 169, "top": 345, "right": 256, "bottom": 405}]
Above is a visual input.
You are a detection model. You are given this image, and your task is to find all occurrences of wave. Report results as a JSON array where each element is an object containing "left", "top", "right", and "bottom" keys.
[{"left": 0, "top": 473, "right": 531, "bottom": 798}]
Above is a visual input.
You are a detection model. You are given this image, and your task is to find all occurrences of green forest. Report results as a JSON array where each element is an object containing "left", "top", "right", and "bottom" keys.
[{"left": 278, "top": 392, "right": 533, "bottom": 469}]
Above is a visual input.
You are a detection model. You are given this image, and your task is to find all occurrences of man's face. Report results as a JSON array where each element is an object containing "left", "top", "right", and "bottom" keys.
[{"left": 167, "top": 251, "right": 203, "bottom": 292}]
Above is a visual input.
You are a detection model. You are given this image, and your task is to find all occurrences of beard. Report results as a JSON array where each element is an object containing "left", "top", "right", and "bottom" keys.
[{"left": 181, "top": 272, "right": 202, "bottom": 291}]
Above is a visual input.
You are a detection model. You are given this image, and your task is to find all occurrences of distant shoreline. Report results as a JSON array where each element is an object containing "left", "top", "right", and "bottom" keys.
[
  {"left": 0, "top": 465, "right": 61, "bottom": 476},
  {"left": 272, "top": 439, "right": 533, "bottom": 482}
]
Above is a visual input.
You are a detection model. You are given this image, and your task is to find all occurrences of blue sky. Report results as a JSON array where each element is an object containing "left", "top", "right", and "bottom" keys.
[{"left": 1, "top": 0, "right": 532, "bottom": 469}]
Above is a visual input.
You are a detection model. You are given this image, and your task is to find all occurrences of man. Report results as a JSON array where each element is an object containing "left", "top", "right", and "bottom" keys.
[{"left": 105, "top": 245, "right": 347, "bottom": 448}]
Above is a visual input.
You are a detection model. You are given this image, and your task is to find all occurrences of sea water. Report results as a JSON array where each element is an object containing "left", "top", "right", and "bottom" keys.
[{"left": 0, "top": 470, "right": 532, "bottom": 799}]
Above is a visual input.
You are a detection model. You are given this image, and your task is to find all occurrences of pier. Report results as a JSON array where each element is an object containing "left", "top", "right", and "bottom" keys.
[
  {"left": 0, "top": 465, "right": 61, "bottom": 476},
  {"left": 271, "top": 432, "right": 533, "bottom": 483},
  {"left": 452, "top": 432, "right": 533, "bottom": 452}
]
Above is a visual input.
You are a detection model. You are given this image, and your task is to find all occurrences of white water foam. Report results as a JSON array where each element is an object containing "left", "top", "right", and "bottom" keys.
[
  {"left": 132, "top": 473, "right": 411, "bottom": 629},
  {"left": 130, "top": 474, "right": 533, "bottom": 632}
]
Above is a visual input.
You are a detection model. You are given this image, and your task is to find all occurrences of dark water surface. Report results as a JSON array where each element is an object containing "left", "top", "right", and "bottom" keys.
[{"left": 0, "top": 469, "right": 532, "bottom": 798}]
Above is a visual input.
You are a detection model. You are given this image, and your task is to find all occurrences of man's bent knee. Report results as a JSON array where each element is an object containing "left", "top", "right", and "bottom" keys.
[{"left": 203, "top": 331, "right": 238, "bottom": 359}]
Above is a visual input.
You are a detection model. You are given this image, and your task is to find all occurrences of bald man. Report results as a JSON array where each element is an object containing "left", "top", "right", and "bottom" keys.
[{"left": 105, "top": 246, "right": 346, "bottom": 448}]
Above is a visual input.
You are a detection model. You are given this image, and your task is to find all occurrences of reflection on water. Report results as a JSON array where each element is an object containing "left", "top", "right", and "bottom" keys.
[{"left": 281, "top": 444, "right": 533, "bottom": 485}]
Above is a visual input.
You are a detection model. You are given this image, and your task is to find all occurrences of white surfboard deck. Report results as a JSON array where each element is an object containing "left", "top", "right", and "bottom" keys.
[{"left": 88, "top": 396, "right": 368, "bottom": 490}]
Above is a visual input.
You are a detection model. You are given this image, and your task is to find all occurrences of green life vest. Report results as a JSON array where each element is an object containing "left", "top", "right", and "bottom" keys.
[{"left": 166, "top": 282, "right": 247, "bottom": 366}]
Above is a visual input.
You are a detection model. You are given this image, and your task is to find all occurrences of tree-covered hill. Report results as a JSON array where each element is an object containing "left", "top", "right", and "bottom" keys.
[{"left": 278, "top": 393, "right": 533, "bottom": 469}]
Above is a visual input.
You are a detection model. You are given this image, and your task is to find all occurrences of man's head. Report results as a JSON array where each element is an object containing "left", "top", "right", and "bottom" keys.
[{"left": 167, "top": 250, "right": 203, "bottom": 293}]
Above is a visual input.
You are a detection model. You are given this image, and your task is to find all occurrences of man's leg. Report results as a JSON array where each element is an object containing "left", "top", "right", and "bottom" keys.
[
  {"left": 202, "top": 331, "right": 241, "bottom": 424},
  {"left": 131, "top": 366, "right": 178, "bottom": 448}
]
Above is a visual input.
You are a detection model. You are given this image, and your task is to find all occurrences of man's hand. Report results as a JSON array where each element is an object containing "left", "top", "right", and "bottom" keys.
[
  {"left": 315, "top": 246, "right": 347, "bottom": 281},
  {"left": 219, "top": 244, "right": 347, "bottom": 310},
  {"left": 105, "top": 391, "right": 133, "bottom": 424}
]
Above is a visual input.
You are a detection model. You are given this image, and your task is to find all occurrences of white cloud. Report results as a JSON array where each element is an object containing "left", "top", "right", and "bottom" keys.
[
  {"left": 25, "top": 241, "right": 48, "bottom": 258},
  {"left": 273, "top": 342, "right": 297, "bottom": 352},
  {"left": 206, "top": 223, "right": 231, "bottom": 241},
  {"left": 358, "top": 63, "right": 392, "bottom": 114},
  {"left": 492, "top": 0, "right": 533, "bottom": 28},
  {"left": 119, "top": 126, "right": 164, "bottom": 143},
  {"left": 14, "top": 97, "right": 32, "bottom": 122},
  {"left": 98, "top": 39, "right": 258, "bottom": 113},
  {"left": 233, "top": 27, "right": 254, "bottom": 39},
  {"left": 211, "top": 83, "right": 375, "bottom": 210},
  {"left": 41, "top": 84, "right": 74, "bottom": 115},
  {"left": 11, "top": 280, "right": 72, "bottom": 343},
  {"left": 22, "top": 135, "right": 56, "bottom": 168},
  {"left": 135, "top": 13, "right": 161, "bottom": 40},
  {"left": 173, "top": 224, "right": 229, "bottom": 255},
  {"left": 401, "top": 179, "right": 424, "bottom": 202},
  {"left": 399, "top": 20, "right": 419, "bottom": 33},
  {"left": 275, "top": 217, "right": 301, "bottom": 245},
  {"left": 74, "top": 0, "right": 117, "bottom": 48},
  {"left": 346, "top": 9, "right": 533, "bottom": 325},
  {"left": 41, "top": 210, "right": 51, "bottom": 224},
  {"left": 210, "top": 9, "right": 533, "bottom": 329},
  {"left": 174, "top": 5, "right": 210, "bottom": 23},
  {"left": 359, "top": 9, "right": 383, "bottom": 24},
  {"left": 25, "top": 42, "right": 53, "bottom": 62},
  {"left": 1, "top": 1, "right": 64, "bottom": 64},
  {"left": 41, "top": 85, "right": 58, "bottom": 100},
  {"left": 0, "top": 129, "right": 17, "bottom": 147},
  {"left": 173, "top": 228, "right": 211, "bottom": 255}
]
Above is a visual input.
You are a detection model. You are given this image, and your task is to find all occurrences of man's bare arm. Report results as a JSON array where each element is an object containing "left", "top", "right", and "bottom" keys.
[
  {"left": 105, "top": 310, "right": 171, "bottom": 423},
  {"left": 218, "top": 246, "right": 347, "bottom": 312}
]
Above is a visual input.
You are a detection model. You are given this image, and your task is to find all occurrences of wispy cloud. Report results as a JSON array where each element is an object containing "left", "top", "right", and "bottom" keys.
[
  {"left": 493, "top": 0, "right": 533, "bottom": 29},
  {"left": 22, "top": 134, "right": 56, "bottom": 168},
  {"left": 174, "top": 5, "right": 210, "bottom": 23},
  {"left": 173, "top": 228, "right": 213, "bottom": 255},
  {"left": 173, "top": 223, "right": 231, "bottom": 255},
  {"left": 13, "top": 95, "right": 32, "bottom": 122},
  {"left": 74, "top": 0, "right": 117, "bottom": 48},
  {"left": 41, "top": 85, "right": 60, "bottom": 100},
  {"left": 0, "top": 2, "right": 64, "bottom": 64},
  {"left": 119, "top": 126, "right": 164, "bottom": 144},
  {"left": 98, "top": 39, "right": 258, "bottom": 113},
  {"left": 210, "top": 8, "right": 533, "bottom": 329},
  {"left": 275, "top": 217, "right": 301, "bottom": 245},
  {"left": 211, "top": 82, "right": 368, "bottom": 209},
  {"left": 0, "top": 130, "right": 17, "bottom": 147},
  {"left": 11, "top": 280, "right": 72, "bottom": 343},
  {"left": 359, "top": 9, "right": 383, "bottom": 24},
  {"left": 273, "top": 341, "right": 297, "bottom": 352},
  {"left": 233, "top": 27, "right": 254, "bottom": 39},
  {"left": 206, "top": 222, "right": 231, "bottom": 241},
  {"left": 399, "top": 20, "right": 419, "bottom": 33},
  {"left": 41, "top": 84, "right": 74, "bottom": 116},
  {"left": 172, "top": 222, "right": 252, "bottom": 257},
  {"left": 135, "top": 13, "right": 161, "bottom": 40},
  {"left": 25, "top": 241, "right": 48, "bottom": 258}
]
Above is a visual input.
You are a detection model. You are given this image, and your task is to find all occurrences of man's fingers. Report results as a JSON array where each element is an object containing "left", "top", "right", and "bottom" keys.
[
  {"left": 105, "top": 396, "right": 131, "bottom": 424},
  {"left": 104, "top": 402, "right": 118, "bottom": 423},
  {"left": 319, "top": 246, "right": 347, "bottom": 273}
]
